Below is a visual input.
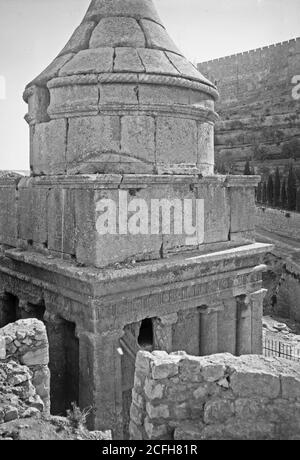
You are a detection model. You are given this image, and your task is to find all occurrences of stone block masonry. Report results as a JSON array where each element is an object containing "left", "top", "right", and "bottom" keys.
[
  {"left": 130, "top": 351, "right": 300, "bottom": 440},
  {"left": 0, "top": 319, "right": 50, "bottom": 422},
  {"left": 198, "top": 38, "right": 300, "bottom": 172},
  {"left": 256, "top": 206, "right": 300, "bottom": 241}
]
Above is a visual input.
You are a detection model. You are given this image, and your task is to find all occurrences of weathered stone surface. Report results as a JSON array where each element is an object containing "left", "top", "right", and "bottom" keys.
[
  {"left": 32, "top": 119, "right": 67, "bottom": 175},
  {"left": 167, "top": 52, "right": 210, "bottom": 83},
  {"left": 21, "top": 348, "right": 49, "bottom": 367},
  {"left": 197, "top": 122, "right": 214, "bottom": 173},
  {"left": 0, "top": 336, "right": 6, "bottom": 360},
  {"left": 84, "top": 0, "right": 163, "bottom": 25},
  {"left": 201, "top": 363, "right": 225, "bottom": 382},
  {"left": 121, "top": 115, "right": 155, "bottom": 162},
  {"left": 144, "top": 379, "right": 164, "bottom": 400},
  {"left": 100, "top": 83, "right": 138, "bottom": 104},
  {"left": 229, "top": 370, "right": 280, "bottom": 398},
  {"left": 230, "top": 187, "right": 256, "bottom": 233},
  {"left": 138, "top": 49, "right": 179, "bottom": 75},
  {"left": 114, "top": 47, "right": 145, "bottom": 73},
  {"left": 0, "top": 184, "right": 19, "bottom": 246},
  {"left": 67, "top": 115, "right": 120, "bottom": 166},
  {"left": 146, "top": 403, "right": 169, "bottom": 419},
  {"left": 156, "top": 117, "right": 197, "bottom": 165},
  {"left": 27, "top": 86, "right": 50, "bottom": 124},
  {"left": 130, "top": 352, "right": 300, "bottom": 440},
  {"left": 18, "top": 184, "right": 48, "bottom": 244},
  {"left": 90, "top": 17, "right": 145, "bottom": 48},
  {"left": 140, "top": 20, "right": 181, "bottom": 55},
  {"left": 59, "top": 48, "right": 114, "bottom": 76},
  {"left": 138, "top": 84, "right": 189, "bottom": 105},
  {"left": 49, "top": 84, "right": 99, "bottom": 117},
  {"left": 47, "top": 189, "right": 76, "bottom": 255},
  {"left": 59, "top": 21, "right": 96, "bottom": 56},
  {"left": 281, "top": 375, "right": 300, "bottom": 400},
  {"left": 196, "top": 181, "right": 231, "bottom": 244},
  {"left": 0, "top": 320, "right": 50, "bottom": 420},
  {"left": 203, "top": 398, "right": 234, "bottom": 424}
]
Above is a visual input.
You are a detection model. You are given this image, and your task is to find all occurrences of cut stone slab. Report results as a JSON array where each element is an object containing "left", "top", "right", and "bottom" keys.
[
  {"left": 100, "top": 83, "right": 139, "bottom": 105},
  {"left": 121, "top": 115, "right": 155, "bottom": 162},
  {"left": 166, "top": 52, "right": 212, "bottom": 85},
  {"left": 138, "top": 49, "right": 179, "bottom": 75},
  {"left": 141, "top": 20, "right": 181, "bottom": 55},
  {"left": 49, "top": 83, "right": 99, "bottom": 117},
  {"left": 31, "top": 119, "right": 67, "bottom": 175},
  {"left": 156, "top": 116, "right": 197, "bottom": 164},
  {"left": 59, "top": 48, "right": 114, "bottom": 76},
  {"left": 66, "top": 115, "right": 121, "bottom": 166},
  {"left": 90, "top": 17, "right": 145, "bottom": 48},
  {"left": 114, "top": 47, "right": 145, "bottom": 73},
  {"left": 59, "top": 21, "right": 96, "bottom": 56}
]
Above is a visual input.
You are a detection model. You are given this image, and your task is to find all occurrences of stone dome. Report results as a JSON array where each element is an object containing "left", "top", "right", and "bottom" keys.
[{"left": 24, "top": 0, "right": 219, "bottom": 176}]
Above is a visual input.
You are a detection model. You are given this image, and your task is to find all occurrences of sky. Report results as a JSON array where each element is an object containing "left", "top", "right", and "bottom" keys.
[{"left": 0, "top": 0, "right": 299, "bottom": 170}]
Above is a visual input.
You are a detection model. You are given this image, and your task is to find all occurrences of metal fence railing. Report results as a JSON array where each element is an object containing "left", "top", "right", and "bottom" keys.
[{"left": 263, "top": 338, "right": 300, "bottom": 362}]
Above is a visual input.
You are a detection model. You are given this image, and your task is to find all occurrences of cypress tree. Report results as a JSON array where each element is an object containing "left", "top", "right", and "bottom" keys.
[
  {"left": 296, "top": 187, "right": 300, "bottom": 213},
  {"left": 244, "top": 160, "right": 251, "bottom": 175},
  {"left": 267, "top": 175, "right": 274, "bottom": 206},
  {"left": 257, "top": 182, "right": 262, "bottom": 203},
  {"left": 274, "top": 167, "right": 281, "bottom": 207},
  {"left": 287, "top": 162, "right": 297, "bottom": 211},
  {"left": 281, "top": 179, "right": 287, "bottom": 209},
  {"left": 263, "top": 182, "right": 268, "bottom": 204}
]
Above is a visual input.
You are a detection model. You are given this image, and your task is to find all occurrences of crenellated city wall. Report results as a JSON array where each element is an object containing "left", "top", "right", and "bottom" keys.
[{"left": 198, "top": 38, "right": 300, "bottom": 174}]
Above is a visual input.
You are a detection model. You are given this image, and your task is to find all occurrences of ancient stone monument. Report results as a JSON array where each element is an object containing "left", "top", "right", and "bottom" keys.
[{"left": 0, "top": 0, "right": 271, "bottom": 439}]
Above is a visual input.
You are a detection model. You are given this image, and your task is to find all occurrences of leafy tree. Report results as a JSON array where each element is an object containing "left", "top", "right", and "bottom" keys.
[
  {"left": 287, "top": 162, "right": 297, "bottom": 211},
  {"left": 281, "top": 179, "right": 287, "bottom": 209},
  {"left": 274, "top": 167, "right": 281, "bottom": 207},
  {"left": 267, "top": 175, "right": 274, "bottom": 206},
  {"left": 244, "top": 160, "right": 251, "bottom": 175}
]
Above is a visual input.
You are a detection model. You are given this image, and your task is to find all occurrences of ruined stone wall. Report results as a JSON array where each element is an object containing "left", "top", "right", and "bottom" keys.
[
  {"left": 198, "top": 39, "right": 300, "bottom": 172},
  {"left": 275, "top": 260, "right": 300, "bottom": 322},
  {"left": 0, "top": 318, "right": 50, "bottom": 420},
  {"left": 130, "top": 350, "right": 300, "bottom": 440},
  {"left": 255, "top": 206, "right": 300, "bottom": 240}
]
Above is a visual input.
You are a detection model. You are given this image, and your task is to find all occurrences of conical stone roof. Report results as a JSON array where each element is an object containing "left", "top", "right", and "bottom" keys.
[
  {"left": 25, "top": 0, "right": 216, "bottom": 95},
  {"left": 24, "top": 0, "right": 219, "bottom": 176}
]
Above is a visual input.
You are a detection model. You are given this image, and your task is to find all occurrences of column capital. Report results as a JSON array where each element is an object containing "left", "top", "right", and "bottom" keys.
[
  {"left": 248, "top": 289, "right": 268, "bottom": 302},
  {"left": 199, "top": 302, "right": 224, "bottom": 315},
  {"left": 44, "top": 311, "right": 65, "bottom": 324},
  {"left": 156, "top": 313, "right": 178, "bottom": 326}
]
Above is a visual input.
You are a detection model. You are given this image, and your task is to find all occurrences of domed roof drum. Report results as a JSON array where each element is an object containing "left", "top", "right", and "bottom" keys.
[{"left": 24, "top": 0, "right": 219, "bottom": 176}]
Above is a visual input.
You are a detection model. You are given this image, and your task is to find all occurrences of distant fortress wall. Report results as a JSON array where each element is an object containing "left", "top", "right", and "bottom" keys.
[{"left": 198, "top": 38, "right": 300, "bottom": 173}]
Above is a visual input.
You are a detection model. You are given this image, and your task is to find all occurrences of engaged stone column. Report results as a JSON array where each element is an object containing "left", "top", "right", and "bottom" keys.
[
  {"left": 153, "top": 314, "right": 178, "bottom": 353},
  {"left": 44, "top": 312, "right": 67, "bottom": 415},
  {"left": 249, "top": 289, "right": 267, "bottom": 354},
  {"left": 236, "top": 295, "right": 252, "bottom": 356},
  {"left": 79, "top": 329, "right": 124, "bottom": 439},
  {"left": 200, "top": 303, "right": 223, "bottom": 356},
  {"left": 217, "top": 298, "right": 237, "bottom": 355}
]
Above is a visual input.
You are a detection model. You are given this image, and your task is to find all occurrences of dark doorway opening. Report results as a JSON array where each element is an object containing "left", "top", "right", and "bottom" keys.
[
  {"left": 0, "top": 293, "right": 19, "bottom": 327},
  {"left": 138, "top": 318, "right": 154, "bottom": 350}
]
